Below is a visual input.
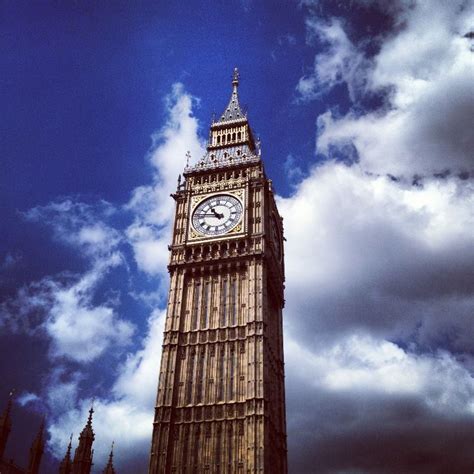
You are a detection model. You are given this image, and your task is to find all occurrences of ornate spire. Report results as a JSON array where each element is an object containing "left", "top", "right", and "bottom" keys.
[
  {"left": 59, "top": 434, "right": 73, "bottom": 474},
  {"left": 27, "top": 417, "right": 45, "bottom": 474},
  {"left": 187, "top": 68, "right": 259, "bottom": 173},
  {"left": 0, "top": 391, "right": 14, "bottom": 459},
  {"left": 217, "top": 67, "right": 245, "bottom": 123},
  {"left": 102, "top": 442, "right": 115, "bottom": 474},
  {"left": 72, "top": 407, "right": 95, "bottom": 474}
]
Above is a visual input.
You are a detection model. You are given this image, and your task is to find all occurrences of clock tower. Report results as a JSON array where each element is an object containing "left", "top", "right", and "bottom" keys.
[{"left": 148, "top": 69, "right": 287, "bottom": 473}]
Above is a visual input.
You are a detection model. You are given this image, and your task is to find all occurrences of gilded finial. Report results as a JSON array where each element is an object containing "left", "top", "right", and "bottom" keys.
[{"left": 232, "top": 67, "right": 239, "bottom": 88}]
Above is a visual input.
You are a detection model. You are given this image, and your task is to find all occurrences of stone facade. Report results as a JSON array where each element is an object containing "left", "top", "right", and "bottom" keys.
[{"left": 148, "top": 69, "right": 287, "bottom": 473}]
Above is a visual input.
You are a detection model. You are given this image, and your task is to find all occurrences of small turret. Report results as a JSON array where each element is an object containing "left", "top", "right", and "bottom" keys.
[
  {"left": 27, "top": 418, "right": 45, "bottom": 474},
  {"left": 72, "top": 407, "right": 95, "bottom": 474},
  {"left": 0, "top": 392, "right": 14, "bottom": 459},
  {"left": 59, "top": 434, "right": 73, "bottom": 474},
  {"left": 102, "top": 442, "right": 115, "bottom": 474}
]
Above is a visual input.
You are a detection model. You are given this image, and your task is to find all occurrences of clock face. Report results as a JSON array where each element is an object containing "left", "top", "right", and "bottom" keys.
[{"left": 192, "top": 194, "right": 243, "bottom": 236}]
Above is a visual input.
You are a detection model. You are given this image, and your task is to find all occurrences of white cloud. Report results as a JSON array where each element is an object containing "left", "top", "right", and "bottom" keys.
[
  {"left": 17, "top": 391, "right": 40, "bottom": 406},
  {"left": 45, "top": 256, "right": 134, "bottom": 362},
  {"left": 126, "top": 83, "right": 205, "bottom": 276},
  {"left": 300, "top": 1, "right": 474, "bottom": 175},
  {"left": 1, "top": 253, "right": 134, "bottom": 363},
  {"left": 297, "top": 18, "right": 370, "bottom": 102},
  {"left": 278, "top": 162, "right": 474, "bottom": 350},
  {"left": 286, "top": 332, "right": 474, "bottom": 415},
  {"left": 286, "top": 2, "right": 474, "bottom": 470},
  {"left": 24, "top": 200, "right": 121, "bottom": 259},
  {"left": 44, "top": 83, "right": 204, "bottom": 469},
  {"left": 48, "top": 309, "right": 166, "bottom": 471}
]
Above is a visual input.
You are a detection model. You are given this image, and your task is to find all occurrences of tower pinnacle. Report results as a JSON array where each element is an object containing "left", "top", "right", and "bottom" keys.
[
  {"left": 59, "top": 434, "right": 73, "bottom": 474},
  {"left": 0, "top": 391, "right": 14, "bottom": 459},
  {"left": 217, "top": 67, "right": 245, "bottom": 123},
  {"left": 102, "top": 442, "right": 115, "bottom": 474},
  {"left": 27, "top": 417, "right": 45, "bottom": 474},
  {"left": 72, "top": 406, "right": 95, "bottom": 474},
  {"left": 232, "top": 67, "right": 239, "bottom": 88}
]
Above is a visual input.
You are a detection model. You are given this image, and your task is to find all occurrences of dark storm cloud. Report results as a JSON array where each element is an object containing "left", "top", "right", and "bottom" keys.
[{"left": 288, "top": 388, "right": 474, "bottom": 474}]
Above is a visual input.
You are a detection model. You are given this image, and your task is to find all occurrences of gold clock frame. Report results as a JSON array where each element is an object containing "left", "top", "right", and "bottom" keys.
[{"left": 187, "top": 189, "right": 246, "bottom": 242}]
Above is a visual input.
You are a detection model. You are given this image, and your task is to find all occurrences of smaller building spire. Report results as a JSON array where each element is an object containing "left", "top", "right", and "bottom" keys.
[
  {"left": 59, "top": 434, "right": 73, "bottom": 474},
  {"left": 0, "top": 391, "right": 14, "bottom": 459},
  {"left": 27, "top": 417, "right": 45, "bottom": 474},
  {"left": 72, "top": 406, "right": 95, "bottom": 474},
  {"left": 217, "top": 67, "right": 245, "bottom": 123},
  {"left": 102, "top": 442, "right": 115, "bottom": 474}
]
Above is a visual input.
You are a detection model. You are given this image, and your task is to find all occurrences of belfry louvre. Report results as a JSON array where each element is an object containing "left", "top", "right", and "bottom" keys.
[{"left": 148, "top": 69, "right": 287, "bottom": 473}]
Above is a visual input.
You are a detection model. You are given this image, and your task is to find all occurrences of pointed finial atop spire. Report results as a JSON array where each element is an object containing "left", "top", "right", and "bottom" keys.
[
  {"left": 216, "top": 68, "right": 245, "bottom": 123},
  {"left": 27, "top": 418, "right": 46, "bottom": 474},
  {"left": 232, "top": 67, "right": 239, "bottom": 88},
  {"left": 102, "top": 441, "right": 116, "bottom": 474},
  {"left": 87, "top": 405, "right": 94, "bottom": 426},
  {"left": 4, "top": 390, "right": 14, "bottom": 415},
  {"left": 59, "top": 434, "right": 73, "bottom": 474}
]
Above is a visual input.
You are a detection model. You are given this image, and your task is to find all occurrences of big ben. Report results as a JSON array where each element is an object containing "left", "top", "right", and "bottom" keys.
[{"left": 149, "top": 69, "right": 287, "bottom": 473}]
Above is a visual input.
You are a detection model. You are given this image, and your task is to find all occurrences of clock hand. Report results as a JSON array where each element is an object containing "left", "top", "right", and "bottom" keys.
[{"left": 211, "top": 208, "right": 224, "bottom": 219}]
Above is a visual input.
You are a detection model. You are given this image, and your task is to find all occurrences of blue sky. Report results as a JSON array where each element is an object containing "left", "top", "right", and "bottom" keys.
[{"left": 1, "top": 1, "right": 474, "bottom": 472}]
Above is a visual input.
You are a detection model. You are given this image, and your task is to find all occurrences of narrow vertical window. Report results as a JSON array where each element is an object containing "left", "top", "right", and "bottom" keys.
[
  {"left": 227, "top": 426, "right": 233, "bottom": 469},
  {"left": 182, "top": 425, "right": 189, "bottom": 472},
  {"left": 216, "top": 426, "right": 222, "bottom": 468},
  {"left": 229, "top": 349, "right": 235, "bottom": 400},
  {"left": 196, "top": 352, "right": 205, "bottom": 404},
  {"left": 218, "top": 348, "right": 225, "bottom": 401},
  {"left": 192, "top": 282, "right": 200, "bottom": 330},
  {"left": 202, "top": 281, "right": 210, "bottom": 328},
  {"left": 186, "top": 354, "right": 195, "bottom": 405},
  {"left": 230, "top": 277, "right": 237, "bottom": 326},
  {"left": 221, "top": 279, "right": 228, "bottom": 326},
  {"left": 193, "top": 428, "right": 200, "bottom": 470}
]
